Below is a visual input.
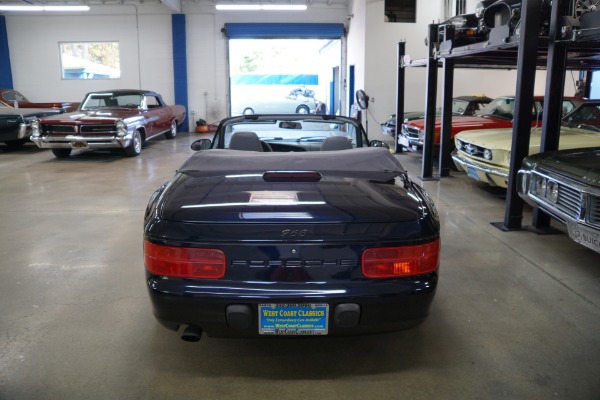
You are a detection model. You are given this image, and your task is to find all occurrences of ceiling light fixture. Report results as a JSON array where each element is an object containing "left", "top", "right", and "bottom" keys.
[
  {"left": 215, "top": 4, "right": 307, "bottom": 11},
  {"left": 0, "top": 5, "right": 90, "bottom": 11}
]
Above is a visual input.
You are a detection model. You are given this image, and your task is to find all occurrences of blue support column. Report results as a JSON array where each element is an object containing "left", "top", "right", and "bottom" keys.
[
  {"left": 172, "top": 14, "right": 189, "bottom": 131},
  {"left": 0, "top": 16, "right": 13, "bottom": 89}
]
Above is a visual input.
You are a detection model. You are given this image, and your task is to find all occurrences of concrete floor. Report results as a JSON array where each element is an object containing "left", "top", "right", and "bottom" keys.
[{"left": 0, "top": 133, "right": 599, "bottom": 400}]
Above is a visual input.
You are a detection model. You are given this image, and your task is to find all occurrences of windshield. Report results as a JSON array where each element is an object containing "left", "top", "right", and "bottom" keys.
[
  {"left": 563, "top": 103, "right": 600, "bottom": 132},
  {"left": 81, "top": 93, "right": 143, "bottom": 109},
  {"left": 212, "top": 116, "right": 369, "bottom": 151},
  {"left": 476, "top": 97, "right": 517, "bottom": 119}
]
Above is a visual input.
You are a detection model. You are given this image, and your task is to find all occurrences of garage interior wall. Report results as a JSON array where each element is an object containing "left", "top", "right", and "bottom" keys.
[{"left": 3, "top": 0, "right": 578, "bottom": 133}]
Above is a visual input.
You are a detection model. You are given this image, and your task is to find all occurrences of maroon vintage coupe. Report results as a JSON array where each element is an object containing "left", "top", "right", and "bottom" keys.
[{"left": 30, "top": 89, "right": 186, "bottom": 158}]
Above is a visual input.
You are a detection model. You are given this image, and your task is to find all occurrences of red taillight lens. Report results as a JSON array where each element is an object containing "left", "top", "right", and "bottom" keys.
[
  {"left": 361, "top": 240, "right": 440, "bottom": 278},
  {"left": 144, "top": 240, "right": 226, "bottom": 279}
]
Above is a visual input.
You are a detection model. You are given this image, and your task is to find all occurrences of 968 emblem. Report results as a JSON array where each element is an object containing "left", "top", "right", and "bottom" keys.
[{"left": 281, "top": 229, "right": 309, "bottom": 237}]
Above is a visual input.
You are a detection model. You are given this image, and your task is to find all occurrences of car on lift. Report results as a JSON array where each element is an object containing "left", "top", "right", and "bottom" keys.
[
  {"left": 452, "top": 101, "right": 600, "bottom": 188},
  {"left": 143, "top": 114, "right": 441, "bottom": 341},
  {"left": 517, "top": 146, "right": 600, "bottom": 254},
  {"left": 0, "top": 88, "right": 79, "bottom": 112},
  {"left": 30, "top": 89, "right": 186, "bottom": 158},
  {"left": 398, "top": 96, "right": 582, "bottom": 153},
  {"left": 0, "top": 103, "right": 64, "bottom": 148},
  {"left": 381, "top": 95, "right": 493, "bottom": 137}
]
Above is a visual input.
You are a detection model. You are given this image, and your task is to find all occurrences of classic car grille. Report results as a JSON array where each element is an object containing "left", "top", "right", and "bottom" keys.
[
  {"left": 589, "top": 195, "right": 600, "bottom": 225},
  {"left": 556, "top": 184, "right": 582, "bottom": 219},
  {"left": 401, "top": 125, "right": 420, "bottom": 138},
  {"left": 80, "top": 124, "right": 117, "bottom": 134},
  {"left": 457, "top": 139, "right": 487, "bottom": 158},
  {"left": 45, "top": 125, "right": 76, "bottom": 134}
]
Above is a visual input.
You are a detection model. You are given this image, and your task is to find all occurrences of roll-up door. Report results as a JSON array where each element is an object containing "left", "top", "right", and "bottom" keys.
[{"left": 223, "top": 23, "right": 345, "bottom": 39}]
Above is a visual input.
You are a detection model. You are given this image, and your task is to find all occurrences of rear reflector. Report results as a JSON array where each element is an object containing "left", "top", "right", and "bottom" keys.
[
  {"left": 361, "top": 240, "right": 440, "bottom": 278},
  {"left": 144, "top": 241, "right": 226, "bottom": 279}
]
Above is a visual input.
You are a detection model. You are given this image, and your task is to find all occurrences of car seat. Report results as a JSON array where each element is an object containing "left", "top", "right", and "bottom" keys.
[
  {"left": 321, "top": 136, "right": 353, "bottom": 151},
  {"left": 228, "top": 131, "right": 264, "bottom": 152}
]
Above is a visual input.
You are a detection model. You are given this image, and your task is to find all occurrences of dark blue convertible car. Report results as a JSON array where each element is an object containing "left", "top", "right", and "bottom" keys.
[{"left": 143, "top": 114, "right": 440, "bottom": 341}]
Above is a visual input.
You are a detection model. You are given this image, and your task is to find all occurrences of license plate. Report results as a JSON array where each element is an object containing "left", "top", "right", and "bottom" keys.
[
  {"left": 466, "top": 166, "right": 480, "bottom": 181},
  {"left": 567, "top": 222, "right": 600, "bottom": 254},
  {"left": 258, "top": 303, "right": 329, "bottom": 335},
  {"left": 398, "top": 136, "right": 410, "bottom": 148},
  {"left": 71, "top": 142, "right": 88, "bottom": 149}
]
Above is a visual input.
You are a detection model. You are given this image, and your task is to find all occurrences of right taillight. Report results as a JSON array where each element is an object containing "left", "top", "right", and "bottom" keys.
[
  {"left": 362, "top": 240, "right": 440, "bottom": 278},
  {"left": 144, "top": 240, "right": 226, "bottom": 279}
]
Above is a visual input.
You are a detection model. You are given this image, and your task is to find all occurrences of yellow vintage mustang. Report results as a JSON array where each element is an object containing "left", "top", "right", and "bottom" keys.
[{"left": 451, "top": 101, "right": 600, "bottom": 188}]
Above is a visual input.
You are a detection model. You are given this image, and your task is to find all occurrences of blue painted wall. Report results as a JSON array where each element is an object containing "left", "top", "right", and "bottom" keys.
[
  {"left": 0, "top": 16, "right": 13, "bottom": 89},
  {"left": 172, "top": 14, "right": 189, "bottom": 130}
]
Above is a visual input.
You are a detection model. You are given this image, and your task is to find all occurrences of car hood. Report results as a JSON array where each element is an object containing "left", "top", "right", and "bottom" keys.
[
  {"left": 39, "top": 108, "right": 140, "bottom": 124},
  {"left": 457, "top": 126, "right": 600, "bottom": 152},
  {"left": 526, "top": 147, "right": 600, "bottom": 188},
  {"left": 405, "top": 115, "right": 512, "bottom": 130}
]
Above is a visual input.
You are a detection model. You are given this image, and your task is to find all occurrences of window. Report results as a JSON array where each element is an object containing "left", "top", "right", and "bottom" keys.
[
  {"left": 384, "top": 0, "right": 416, "bottom": 23},
  {"left": 59, "top": 42, "right": 121, "bottom": 80}
]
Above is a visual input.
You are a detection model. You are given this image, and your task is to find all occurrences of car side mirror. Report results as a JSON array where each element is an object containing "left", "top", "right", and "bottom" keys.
[
  {"left": 191, "top": 139, "right": 212, "bottom": 151},
  {"left": 369, "top": 140, "right": 389, "bottom": 149}
]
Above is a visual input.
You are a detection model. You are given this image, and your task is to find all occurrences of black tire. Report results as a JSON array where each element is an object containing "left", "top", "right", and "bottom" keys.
[
  {"left": 296, "top": 105, "right": 310, "bottom": 114},
  {"left": 124, "top": 130, "right": 142, "bottom": 157},
  {"left": 52, "top": 148, "right": 72, "bottom": 158},
  {"left": 164, "top": 120, "right": 177, "bottom": 139},
  {"left": 243, "top": 108, "right": 254, "bottom": 115}
]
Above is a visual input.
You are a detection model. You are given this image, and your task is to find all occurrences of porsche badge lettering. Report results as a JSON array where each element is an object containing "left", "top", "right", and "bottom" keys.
[{"left": 281, "top": 229, "right": 309, "bottom": 237}]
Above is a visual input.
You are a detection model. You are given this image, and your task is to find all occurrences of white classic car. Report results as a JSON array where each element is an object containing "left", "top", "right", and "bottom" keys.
[{"left": 451, "top": 101, "right": 600, "bottom": 188}]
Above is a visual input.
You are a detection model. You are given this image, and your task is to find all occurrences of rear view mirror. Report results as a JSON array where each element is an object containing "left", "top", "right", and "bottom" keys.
[{"left": 279, "top": 121, "right": 302, "bottom": 129}]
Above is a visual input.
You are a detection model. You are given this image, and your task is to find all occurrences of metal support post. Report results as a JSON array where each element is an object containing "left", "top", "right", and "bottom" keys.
[
  {"left": 498, "top": 0, "right": 542, "bottom": 231},
  {"left": 394, "top": 41, "right": 406, "bottom": 154},
  {"left": 439, "top": 25, "right": 455, "bottom": 178},
  {"left": 421, "top": 23, "right": 438, "bottom": 180}
]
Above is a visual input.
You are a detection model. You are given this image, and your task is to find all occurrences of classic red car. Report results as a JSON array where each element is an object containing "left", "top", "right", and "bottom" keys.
[
  {"left": 30, "top": 89, "right": 187, "bottom": 158},
  {"left": 398, "top": 96, "right": 583, "bottom": 153},
  {"left": 0, "top": 89, "right": 79, "bottom": 112}
]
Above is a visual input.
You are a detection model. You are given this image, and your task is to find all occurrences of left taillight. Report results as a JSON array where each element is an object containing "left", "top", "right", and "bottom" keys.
[
  {"left": 362, "top": 240, "right": 440, "bottom": 278},
  {"left": 144, "top": 240, "right": 226, "bottom": 279}
]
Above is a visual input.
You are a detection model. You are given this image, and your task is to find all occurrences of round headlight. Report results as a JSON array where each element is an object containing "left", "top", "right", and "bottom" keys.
[
  {"left": 547, "top": 181, "right": 559, "bottom": 203},
  {"left": 116, "top": 120, "right": 127, "bottom": 137},
  {"left": 483, "top": 149, "right": 493, "bottom": 160},
  {"left": 456, "top": 140, "right": 463, "bottom": 151}
]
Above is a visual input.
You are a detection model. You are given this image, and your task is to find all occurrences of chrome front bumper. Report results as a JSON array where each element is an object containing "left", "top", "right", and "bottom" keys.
[
  {"left": 398, "top": 134, "right": 423, "bottom": 150},
  {"left": 451, "top": 151, "right": 509, "bottom": 188},
  {"left": 30, "top": 134, "right": 131, "bottom": 150}
]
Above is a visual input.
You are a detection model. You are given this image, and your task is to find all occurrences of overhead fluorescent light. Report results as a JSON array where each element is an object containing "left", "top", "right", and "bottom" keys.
[
  {"left": 215, "top": 4, "right": 307, "bottom": 11},
  {"left": 0, "top": 5, "right": 90, "bottom": 11}
]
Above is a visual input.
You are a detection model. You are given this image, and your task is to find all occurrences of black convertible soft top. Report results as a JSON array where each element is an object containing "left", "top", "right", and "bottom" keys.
[{"left": 178, "top": 147, "right": 404, "bottom": 174}]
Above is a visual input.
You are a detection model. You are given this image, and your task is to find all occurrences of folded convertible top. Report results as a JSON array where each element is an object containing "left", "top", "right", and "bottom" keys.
[{"left": 178, "top": 147, "right": 404, "bottom": 174}]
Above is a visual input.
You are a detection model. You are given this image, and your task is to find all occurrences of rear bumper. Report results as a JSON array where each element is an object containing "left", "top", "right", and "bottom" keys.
[
  {"left": 147, "top": 273, "right": 438, "bottom": 337},
  {"left": 452, "top": 151, "right": 509, "bottom": 188},
  {"left": 30, "top": 134, "right": 131, "bottom": 150}
]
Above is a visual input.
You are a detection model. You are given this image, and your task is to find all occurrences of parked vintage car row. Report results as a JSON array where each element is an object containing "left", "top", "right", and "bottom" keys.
[
  {"left": 398, "top": 95, "right": 582, "bottom": 154},
  {"left": 1, "top": 88, "right": 187, "bottom": 158},
  {"left": 382, "top": 95, "right": 492, "bottom": 137}
]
